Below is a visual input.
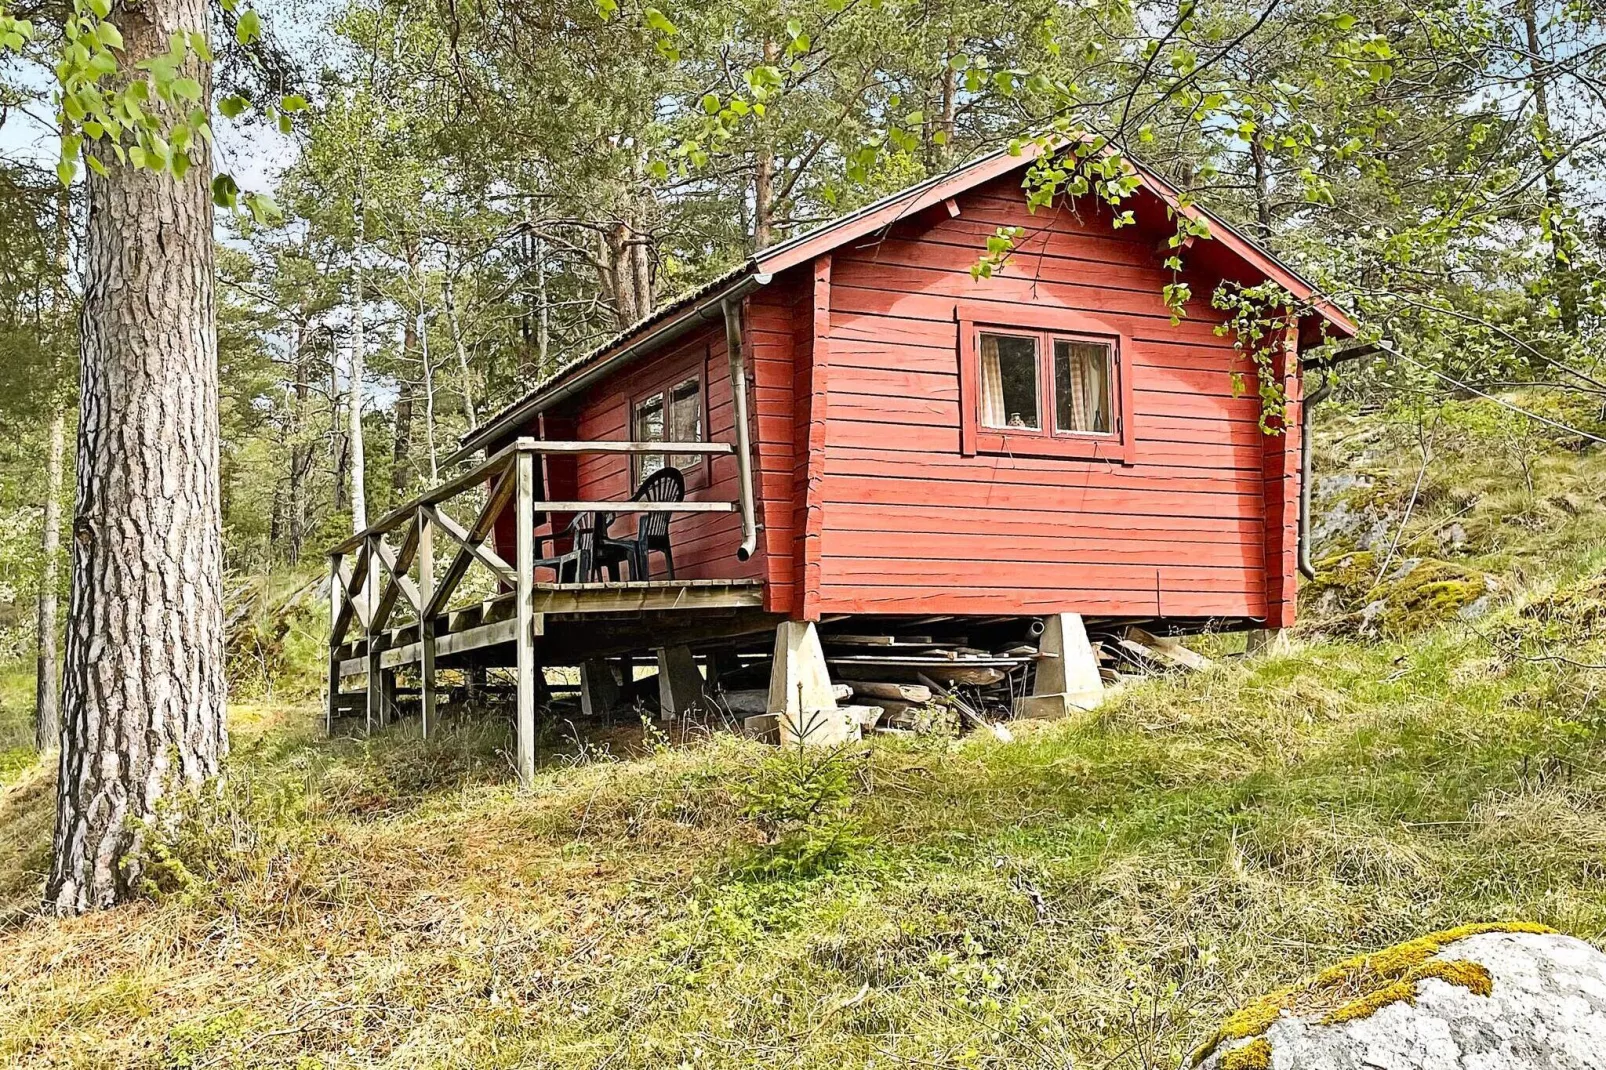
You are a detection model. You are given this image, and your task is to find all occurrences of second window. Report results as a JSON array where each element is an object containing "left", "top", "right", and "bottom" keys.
[{"left": 633, "top": 375, "right": 704, "bottom": 484}]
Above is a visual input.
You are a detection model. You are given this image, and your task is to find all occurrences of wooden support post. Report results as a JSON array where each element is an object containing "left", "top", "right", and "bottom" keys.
[
  {"left": 768, "top": 621, "right": 856, "bottom": 745},
  {"left": 514, "top": 450, "right": 538, "bottom": 789},
  {"left": 364, "top": 536, "right": 382, "bottom": 734},
  {"left": 655, "top": 646, "right": 704, "bottom": 721},
  {"left": 381, "top": 667, "right": 397, "bottom": 727},
  {"left": 1016, "top": 612, "right": 1104, "bottom": 720},
  {"left": 327, "top": 552, "right": 343, "bottom": 735},
  {"left": 581, "top": 659, "right": 621, "bottom": 719},
  {"left": 707, "top": 648, "right": 740, "bottom": 688},
  {"left": 417, "top": 506, "right": 438, "bottom": 738}
]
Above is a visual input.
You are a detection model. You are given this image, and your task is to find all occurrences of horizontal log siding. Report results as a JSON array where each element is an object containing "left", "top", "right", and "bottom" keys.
[
  {"left": 812, "top": 175, "right": 1279, "bottom": 620},
  {"left": 748, "top": 282, "right": 801, "bottom": 613}
]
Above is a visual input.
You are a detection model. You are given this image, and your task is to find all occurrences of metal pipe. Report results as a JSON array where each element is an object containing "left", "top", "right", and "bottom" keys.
[
  {"left": 722, "top": 296, "right": 759, "bottom": 560},
  {"left": 1297, "top": 378, "right": 1333, "bottom": 580},
  {"left": 1297, "top": 341, "right": 1382, "bottom": 580}
]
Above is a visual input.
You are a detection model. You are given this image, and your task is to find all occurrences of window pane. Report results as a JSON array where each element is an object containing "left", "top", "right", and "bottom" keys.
[
  {"left": 668, "top": 378, "right": 702, "bottom": 470},
  {"left": 1054, "top": 339, "right": 1113, "bottom": 434},
  {"left": 634, "top": 393, "right": 665, "bottom": 481},
  {"left": 979, "top": 333, "right": 1039, "bottom": 430}
]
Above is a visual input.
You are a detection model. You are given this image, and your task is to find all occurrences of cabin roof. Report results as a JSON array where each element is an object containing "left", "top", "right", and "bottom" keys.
[{"left": 455, "top": 142, "right": 1357, "bottom": 460}]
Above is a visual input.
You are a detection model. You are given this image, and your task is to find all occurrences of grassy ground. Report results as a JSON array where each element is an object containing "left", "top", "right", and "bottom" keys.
[{"left": 1, "top": 399, "right": 1605, "bottom": 1069}]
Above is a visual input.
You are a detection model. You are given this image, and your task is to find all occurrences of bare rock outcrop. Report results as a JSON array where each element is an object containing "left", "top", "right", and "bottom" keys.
[{"left": 1193, "top": 924, "right": 1606, "bottom": 1070}]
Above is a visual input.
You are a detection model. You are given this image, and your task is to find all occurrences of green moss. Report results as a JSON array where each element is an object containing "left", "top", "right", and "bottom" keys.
[
  {"left": 1220, "top": 1038, "right": 1273, "bottom": 1070},
  {"left": 1305, "top": 552, "right": 1495, "bottom": 637},
  {"left": 1191, "top": 922, "right": 1550, "bottom": 1065},
  {"left": 1322, "top": 959, "right": 1493, "bottom": 1025}
]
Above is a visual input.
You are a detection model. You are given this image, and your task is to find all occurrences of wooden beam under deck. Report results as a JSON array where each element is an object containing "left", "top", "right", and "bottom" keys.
[{"left": 334, "top": 579, "right": 767, "bottom": 679}]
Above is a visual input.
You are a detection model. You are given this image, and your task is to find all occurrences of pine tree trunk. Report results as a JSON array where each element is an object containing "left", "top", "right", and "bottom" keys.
[
  {"left": 442, "top": 266, "right": 478, "bottom": 431},
  {"left": 935, "top": 38, "right": 957, "bottom": 167},
  {"left": 34, "top": 409, "right": 65, "bottom": 753},
  {"left": 287, "top": 322, "right": 309, "bottom": 565},
  {"left": 330, "top": 347, "right": 349, "bottom": 512},
  {"left": 47, "top": 0, "right": 227, "bottom": 914},
  {"left": 535, "top": 235, "right": 549, "bottom": 372},
  {"left": 417, "top": 306, "right": 440, "bottom": 483},
  {"left": 605, "top": 222, "right": 640, "bottom": 326},
  {"left": 1250, "top": 138, "right": 1273, "bottom": 240},
  {"left": 752, "top": 39, "right": 778, "bottom": 250},
  {"left": 393, "top": 371, "right": 413, "bottom": 497}
]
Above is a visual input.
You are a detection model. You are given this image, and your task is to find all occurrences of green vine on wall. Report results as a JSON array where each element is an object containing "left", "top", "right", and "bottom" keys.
[{"left": 1212, "top": 280, "right": 1303, "bottom": 433}]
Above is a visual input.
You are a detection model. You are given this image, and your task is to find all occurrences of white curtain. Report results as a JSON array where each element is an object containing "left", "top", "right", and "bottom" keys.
[
  {"left": 979, "top": 334, "right": 1006, "bottom": 428},
  {"left": 1058, "top": 342, "right": 1111, "bottom": 433}
]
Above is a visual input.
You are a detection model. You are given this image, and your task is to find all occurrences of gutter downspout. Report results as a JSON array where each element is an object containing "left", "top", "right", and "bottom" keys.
[
  {"left": 1298, "top": 378, "right": 1333, "bottom": 580},
  {"left": 722, "top": 296, "right": 759, "bottom": 560},
  {"left": 1298, "top": 341, "right": 1383, "bottom": 580}
]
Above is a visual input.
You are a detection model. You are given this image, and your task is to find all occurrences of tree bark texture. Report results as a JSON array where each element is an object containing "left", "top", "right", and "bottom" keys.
[
  {"left": 753, "top": 150, "right": 774, "bottom": 251},
  {"left": 752, "top": 39, "right": 779, "bottom": 251},
  {"left": 47, "top": 0, "right": 227, "bottom": 914},
  {"left": 393, "top": 361, "right": 413, "bottom": 496},
  {"left": 330, "top": 349, "right": 349, "bottom": 512},
  {"left": 34, "top": 409, "right": 65, "bottom": 753},
  {"left": 287, "top": 323, "right": 310, "bottom": 564},
  {"left": 442, "top": 268, "right": 478, "bottom": 431},
  {"left": 603, "top": 221, "right": 652, "bottom": 327},
  {"left": 1250, "top": 138, "right": 1273, "bottom": 239}
]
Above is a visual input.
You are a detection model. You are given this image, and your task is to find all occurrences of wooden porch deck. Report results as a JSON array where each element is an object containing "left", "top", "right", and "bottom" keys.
[{"left": 327, "top": 431, "right": 764, "bottom": 787}]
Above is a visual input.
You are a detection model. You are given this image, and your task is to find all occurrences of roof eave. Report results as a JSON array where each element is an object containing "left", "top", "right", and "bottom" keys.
[{"left": 447, "top": 268, "right": 769, "bottom": 463}]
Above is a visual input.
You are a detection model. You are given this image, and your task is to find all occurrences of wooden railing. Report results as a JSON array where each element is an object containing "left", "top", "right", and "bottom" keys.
[{"left": 326, "top": 437, "right": 743, "bottom": 776}]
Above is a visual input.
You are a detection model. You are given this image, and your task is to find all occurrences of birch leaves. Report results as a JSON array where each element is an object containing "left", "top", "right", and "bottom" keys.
[{"left": 0, "top": 0, "right": 286, "bottom": 222}]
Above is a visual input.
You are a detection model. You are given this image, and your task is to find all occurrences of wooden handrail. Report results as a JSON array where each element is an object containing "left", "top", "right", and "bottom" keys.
[
  {"left": 329, "top": 438, "right": 736, "bottom": 554},
  {"left": 535, "top": 501, "right": 734, "bottom": 514},
  {"left": 514, "top": 440, "right": 733, "bottom": 455},
  {"left": 328, "top": 435, "right": 755, "bottom": 758}
]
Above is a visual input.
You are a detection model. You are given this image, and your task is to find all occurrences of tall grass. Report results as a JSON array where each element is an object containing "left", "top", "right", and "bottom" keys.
[{"left": 0, "top": 399, "right": 1603, "bottom": 1067}]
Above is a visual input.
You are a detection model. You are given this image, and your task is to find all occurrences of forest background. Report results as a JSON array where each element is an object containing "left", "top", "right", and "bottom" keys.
[{"left": 2, "top": 0, "right": 1604, "bottom": 712}]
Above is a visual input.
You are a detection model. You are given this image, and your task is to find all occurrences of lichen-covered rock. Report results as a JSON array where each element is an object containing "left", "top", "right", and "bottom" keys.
[
  {"left": 1304, "top": 551, "right": 1499, "bottom": 636},
  {"left": 1194, "top": 925, "right": 1606, "bottom": 1070}
]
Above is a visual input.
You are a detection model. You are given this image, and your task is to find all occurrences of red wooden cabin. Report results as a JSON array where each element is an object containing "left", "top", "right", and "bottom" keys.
[
  {"left": 463, "top": 146, "right": 1354, "bottom": 627},
  {"left": 329, "top": 144, "right": 1355, "bottom": 771}
]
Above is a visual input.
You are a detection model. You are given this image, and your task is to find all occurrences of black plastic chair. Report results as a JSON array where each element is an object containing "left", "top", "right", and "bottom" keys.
[
  {"left": 598, "top": 466, "right": 685, "bottom": 581},
  {"left": 533, "top": 511, "right": 619, "bottom": 583}
]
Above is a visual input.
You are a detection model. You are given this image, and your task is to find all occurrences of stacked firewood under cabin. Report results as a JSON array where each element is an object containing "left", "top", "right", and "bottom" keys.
[
  {"left": 728, "top": 616, "right": 1212, "bottom": 744},
  {"left": 341, "top": 615, "right": 1216, "bottom": 743},
  {"left": 816, "top": 628, "right": 1029, "bottom": 737}
]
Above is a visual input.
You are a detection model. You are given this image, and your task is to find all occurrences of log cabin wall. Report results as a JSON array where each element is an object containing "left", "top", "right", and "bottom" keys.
[
  {"left": 491, "top": 292, "right": 806, "bottom": 599},
  {"left": 805, "top": 173, "right": 1296, "bottom": 622}
]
